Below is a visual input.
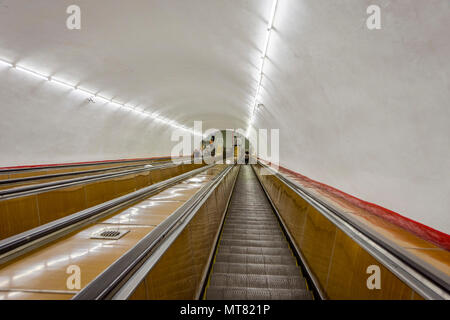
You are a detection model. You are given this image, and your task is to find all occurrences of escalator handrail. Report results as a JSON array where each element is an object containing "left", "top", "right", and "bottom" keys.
[
  {"left": 257, "top": 161, "right": 450, "bottom": 300},
  {"left": 73, "top": 164, "right": 235, "bottom": 300},
  {"left": 0, "top": 160, "right": 188, "bottom": 200},
  {"left": 0, "top": 164, "right": 213, "bottom": 260},
  {"left": 0, "top": 161, "right": 172, "bottom": 186},
  {"left": 0, "top": 156, "right": 188, "bottom": 174}
]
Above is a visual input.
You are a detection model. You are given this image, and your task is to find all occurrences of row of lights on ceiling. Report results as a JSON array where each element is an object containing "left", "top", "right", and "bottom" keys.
[
  {"left": 246, "top": 0, "right": 278, "bottom": 137},
  {"left": 0, "top": 58, "right": 200, "bottom": 136}
]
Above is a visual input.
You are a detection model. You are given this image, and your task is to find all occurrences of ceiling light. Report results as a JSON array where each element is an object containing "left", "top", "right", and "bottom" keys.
[
  {"left": 0, "top": 59, "right": 13, "bottom": 68},
  {"left": 49, "top": 77, "right": 76, "bottom": 90},
  {"left": 1, "top": 57, "right": 195, "bottom": 132},
  {"left": 267, "top": 0, "right": 279, "bottom": 30},
  {"left": 247, "top": 0, "right": 279, "bottom": 133},
  {"left": 76, "top": 86, "right": 96, "bottom": 96},
  {"left": 95, "top": 95, "right": 110, "bottom": 103},
  {"left": 15, "top": 65, "right": 50, "bottom": 81}
]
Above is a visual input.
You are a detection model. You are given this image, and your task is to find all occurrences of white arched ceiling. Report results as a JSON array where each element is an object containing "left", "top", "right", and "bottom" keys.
[
  {"left": 251, "top": 0, "right": 450, "bottom": 233},
  {"left": 0, "top": 1, "right": 448, "bottom": 233},
  {"left": 0, "top": 66, "right": 179, "bottom": 165},
  {"left": 0, "top": 0, "right": 273, "bottom": 130}
]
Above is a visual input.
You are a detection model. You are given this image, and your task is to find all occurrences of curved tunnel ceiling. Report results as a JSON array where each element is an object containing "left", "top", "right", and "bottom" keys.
[
  {"left": 0, "top": 0, "right": 449, "bottom": 234},
  {"left": 0, "top": 0, "right": 274, "bottom": 130}
]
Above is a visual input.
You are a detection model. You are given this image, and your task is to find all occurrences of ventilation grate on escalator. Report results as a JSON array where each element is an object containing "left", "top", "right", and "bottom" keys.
[{"left": 90, "top": 229, "right": 129, "bottom": 240}]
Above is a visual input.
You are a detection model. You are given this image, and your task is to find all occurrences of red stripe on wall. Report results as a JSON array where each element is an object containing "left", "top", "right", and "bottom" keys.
[{"left": 265, "top": 161, "right": 450, "bottom": 251}]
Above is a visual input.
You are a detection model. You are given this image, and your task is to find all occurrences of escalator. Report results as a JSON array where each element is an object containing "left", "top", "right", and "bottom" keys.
[{"left": 204, "top": 165, "right": 313, "bottom": 300}]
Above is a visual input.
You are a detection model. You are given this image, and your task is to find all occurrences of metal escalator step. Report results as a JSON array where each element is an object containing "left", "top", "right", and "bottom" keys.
[
  {"left": 230, "top": 211, "right": 272, "bottom": 215},
  {"left": 223, "top": 223, "right": 279, "bottom": 229},
  {"left": 224, "top": 222, "right": 277, "bottom": 227},
  {"left": 225, "top": 221, "right": 280, "bottom": 230},
  {"left": 221, "top": 229, "right": 281, "bottom": 236},
  {"left": 227, "top": 209, "right": 274, "bottom": 214},
  {"left": 219, "top": 239, "right": 289, "bottom": 248},
  {"left": 226, "top": 218, "right": 274, "bottom": 222},
  {"left": 215, "top": 253, "right": 297, "bottom": 265},
  {"left": 221, "top": 228, "right": 283, "bottom": 236},
  {"left": 212, "top": 262, "right": 301, "bottom": 276},
  {"left": 227, "top": 211, "right": 273, "bottom": 215},
  {"left": 218, "top": 246, "right": 292, "bottom": 256},
  {"left": 228, "top": 211, "right": 273, "bottom": 218},
  {"left": 222, "top": 229, "right": 282, "bottom": 235},
  {"left": 206, "top": 286, "right": 313, "bottom": 300},
  {"left": 220, "top": 233, "right": 286, "bottom": 241},
  {"left": 209, "top": 273, "right": 307, "bottom": 290},
  {"left": 205, "top": 166, "right": 311, "bottom": 301},
  {"left": 230, "top": 206, "right": 270, "bottom": 210}
]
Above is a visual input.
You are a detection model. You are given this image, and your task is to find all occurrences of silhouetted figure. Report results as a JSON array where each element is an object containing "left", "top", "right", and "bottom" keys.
[{"left": 245, "top": 151, "right": 249, "bottom": 165}]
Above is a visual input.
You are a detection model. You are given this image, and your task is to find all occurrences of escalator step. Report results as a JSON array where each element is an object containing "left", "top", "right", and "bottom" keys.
[
  {"left": 209, "top": 273, "right": 307, "bottom": 290},
  {"left": 205, "top": 166, "right": 312, "bottom": 300},
  {"left": 218, "top": 246, "right": 292, "bottom": 256},
  {"left": 220, "top": 233, "right": 286, "bottom": 241},
  {"left": 225, "top": 217, "right": 277, "bottom": 222},
  {"left": 221, "top": 229, "right": 281, "bottom": 236},
  {"left": 219, "top": 239, "right": 290, "bottom": 248},
  {"left": 226, "top": 213, "right": 275, "bottom": 218},
  {"left": 223, "top": 223, "right": 281, "bottom": 230},
  {"left": 226, "top": 218, "right": 275, "bottom": 222},
  {"left": 213, "top": 262, "right": 302, "bottom": 276},
  {"left": 206, "top": 287, "right": 313, "bottom": 300},
  {"left": 215, "top": 253, "right": 297, "bottom": 265},
  {"left": 228, "top": 209, "right": 274, "bottom": 214},
  {"left": 221, "top": 228, "right": 283, "bottom": 236}
]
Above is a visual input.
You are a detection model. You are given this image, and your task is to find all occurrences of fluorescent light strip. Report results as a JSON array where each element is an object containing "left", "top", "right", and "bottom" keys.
[
  {"left": 95, "top": 94, "right": 110, "bottom": 103},
  {"left": 246, "top": 0, "right": 279, "bottom": 136},
  {"left": 267, "top": 0, "right": 279, "bottom": 30},
  {"left": 0, "top": 58, "right": 194, "bottom": 133},
  {"left": 76, "top": 86, "right": 96, "bottom": 96},
  {"left": 0, "top": 59, "right": 14, "bottom": 68},
  {"left": 49, "top": 77, "right": 76, "bottom": 90},
  {"left": 15, "top": 65, "right": 49, "bottom": 81}
]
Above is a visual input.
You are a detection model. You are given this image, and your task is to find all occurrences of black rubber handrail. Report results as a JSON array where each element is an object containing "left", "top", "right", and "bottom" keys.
[
  {"left": 0, "top": 164, "right": 213, "bottom": 258},
  {"left": 0, "top": 160, "right": 187, "bottom": 200},
  {"left": 73, "top": 165, "right": 234, "bottom": 300},
  {"left": 257, "top": 161, "right": 450, "bottom": 300},
  {"left": 0, "top": 156, "right": 183, "bottom": 174},
  {"left": 0, "top": 161, "right": 169, "bottom": 186}
]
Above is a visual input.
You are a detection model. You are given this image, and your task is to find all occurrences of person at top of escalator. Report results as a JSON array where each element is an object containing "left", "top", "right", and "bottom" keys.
[{"left": 245, "top": 151, "right": 249, "bottom": 165}]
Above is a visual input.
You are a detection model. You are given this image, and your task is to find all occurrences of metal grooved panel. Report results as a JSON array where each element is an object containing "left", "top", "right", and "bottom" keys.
[{"left": 205, "top": 166, "right": 312, "bottom": 300}]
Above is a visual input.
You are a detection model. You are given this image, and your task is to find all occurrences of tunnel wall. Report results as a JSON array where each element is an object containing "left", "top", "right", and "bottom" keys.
[
  {"left": 252, "top": 1, "right": 450, "bottom": 234},
  {"left": 0, "top": 66, "right": 179, "bottom": 167}
]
